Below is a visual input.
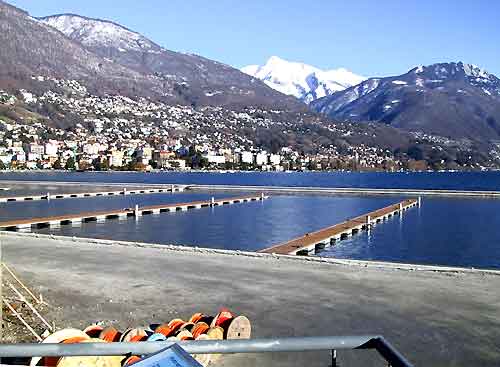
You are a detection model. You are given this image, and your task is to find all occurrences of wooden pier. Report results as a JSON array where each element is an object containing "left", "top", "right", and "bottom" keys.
[
  {"left": 0, "top": 185, "right": 185, "bottom": 203},
  {"left": 0, "top": 194, "right": 269, "bottom": 231},
  {"left": 260, "top": 198, "right": 420, "bottom": 256}
]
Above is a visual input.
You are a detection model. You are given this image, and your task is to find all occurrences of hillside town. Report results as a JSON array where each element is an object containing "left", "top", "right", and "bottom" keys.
[{"left": 0, "top": 78, "right": 497, "bottom": 172}]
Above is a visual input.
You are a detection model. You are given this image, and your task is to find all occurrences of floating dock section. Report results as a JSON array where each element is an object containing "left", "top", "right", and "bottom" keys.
[
  {"left": 0, "top": 186, "right": 185, "bottom": 203},
  {"left": 260, "top": 198, "right": 420, "bottom": 256},
  {"left": 0, "top": 194, "right": 269, "bottom": 231}
]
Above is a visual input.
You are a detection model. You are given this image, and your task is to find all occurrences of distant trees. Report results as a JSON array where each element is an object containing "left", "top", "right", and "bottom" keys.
[
  {"left": 0, "top": 161, "right": 6, "bottom": 170},
  {"left": 53, "top": 159, "right": 63, "bottom": 170},
  {"left": 65, "top": 157, "right": 76, "bottom": 170},
  {"left": 93, "top": 158, "right": 109, "bottom": 171}
]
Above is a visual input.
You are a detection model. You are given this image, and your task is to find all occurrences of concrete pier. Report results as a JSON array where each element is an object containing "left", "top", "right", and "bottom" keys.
[
  {"left": 260, "top": 198, "right": 419, "bottom": 255},
  {"left": 0, "top": 186, "right": 185, "bottom": 203},
  {"left": 0, "top": 194, "right": 269, "bottom": 232}
]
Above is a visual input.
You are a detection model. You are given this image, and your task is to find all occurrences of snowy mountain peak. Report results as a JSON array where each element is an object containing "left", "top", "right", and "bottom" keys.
[
  {"left": 241, "top": 56, "right": 365, "bottom": 104},
  {"left": 40, "top": 14, "right": 162, "bottom": 53}
]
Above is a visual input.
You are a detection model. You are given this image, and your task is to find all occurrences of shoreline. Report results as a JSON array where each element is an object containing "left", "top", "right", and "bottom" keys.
[{"left": 2, "top": 231, "right": 499, "bottom": 275}]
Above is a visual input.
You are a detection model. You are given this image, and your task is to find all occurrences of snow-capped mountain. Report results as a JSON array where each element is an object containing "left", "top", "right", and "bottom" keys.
[
  {"left": 310, "top": 62, "right": 500, "bottom": 140},
  {"left": 40, "top": 14, "right": 163, "bottom": 54},
  {"left": 241, "top": 56, "right": 365, "bottom": 104}
]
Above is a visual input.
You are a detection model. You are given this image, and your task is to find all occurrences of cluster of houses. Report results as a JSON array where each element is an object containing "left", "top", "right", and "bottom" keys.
[{"left": 0, "top": 78, "right": 415, "bottom": 171}]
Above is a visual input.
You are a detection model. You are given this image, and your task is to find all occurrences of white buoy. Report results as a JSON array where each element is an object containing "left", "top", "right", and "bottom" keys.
[
  {"left": 211, "top": 197, "right": 215, "bottom": 206},
  {"left": 46, "top": 192, "right": 50, "bottom": 201}
]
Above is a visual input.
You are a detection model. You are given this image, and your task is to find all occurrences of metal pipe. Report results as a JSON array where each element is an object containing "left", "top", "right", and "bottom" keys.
[
  {"left": 0, "top": 336, "right": 376, "bottom": 357},
  {"left": 0, "top": 335, "right": 413, "bottom": 366}
]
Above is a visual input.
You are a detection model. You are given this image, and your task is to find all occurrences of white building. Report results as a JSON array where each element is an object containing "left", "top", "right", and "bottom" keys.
[
  {"left": 44, "top": 142, "right": 59, "bottom": 157},
  {"left": 83, "top": 143, "right": 101, "bottom": 155},
  {"left": 205, "top": 154, "right": 226, "bottom": 165},
  {"left": 26, "top": 143, "right": 44, "bottom": 155},
  {"left": 255, "top": 152, "right": 268, "bottom": 166},
  {"left": 27, "top": 152, "right": 41, "bottom": 162},
  {"left": 269, "top": 154, "right": 281, "bottom": 166},
  {"left": 241, "top": 151, "right": 254, "bottom": 164}
]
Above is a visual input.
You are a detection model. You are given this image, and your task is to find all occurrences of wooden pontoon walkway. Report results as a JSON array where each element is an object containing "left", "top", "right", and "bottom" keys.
[
  {"left": 0, "top": 185, "right": 186, "bottom": 203},
  {"left": 0, "top": 194, "right": 269, "bottom": 231},
  {"left": 260, "top": 198, "right": 420, "bottom": 255}
]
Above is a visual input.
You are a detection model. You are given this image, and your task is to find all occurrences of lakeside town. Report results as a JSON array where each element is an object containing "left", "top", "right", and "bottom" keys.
[{"left": 1, "top": 77, "right": 498, "bottom": 173}]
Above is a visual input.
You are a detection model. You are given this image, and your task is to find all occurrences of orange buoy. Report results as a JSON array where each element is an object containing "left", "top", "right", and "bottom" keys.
[
  {"left": 99, "top": 326, "right": 122, "bottom": 342},
  {"left": 191, "top": 322, "right": 210, "bottom": 339},
  {"left": 122, "top": 356, "right": 142, "bottom": 367},
  {"left": 179, "top": 322, "right": 195, "bottom": 332},
  {"left": 154, "top": 324, "right": 173, "bottom": 337},
  {"left": 225, "top": 316, "right": 251, "bottom": 339},
  {"left": 188, "top": 313, "right": 204, "bottom": 323},
  {"left": 83, "top": 324, "right": 104, "bottom": 338},
  {"left": 129, "top": 334, "right": 147, "bottom": 342},
  {"left": 167, "top": 319, "right": 185, "bottom": 334},
  {"left": 121, "top": 328, "right": 148, "bottom": 342}
]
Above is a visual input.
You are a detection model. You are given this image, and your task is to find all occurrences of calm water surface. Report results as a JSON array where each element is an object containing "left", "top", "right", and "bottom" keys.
[
  {"left": 7, "top": 193, "right": 499, "bottom": 269},
  {"left": 1, "top": 171, "right": 500, "bottom": 191},
  {"left": 2, "top": 172, "right": 499, "bottom": 269}
]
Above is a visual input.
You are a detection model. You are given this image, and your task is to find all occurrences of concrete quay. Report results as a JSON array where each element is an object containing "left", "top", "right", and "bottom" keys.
[
  {"left": 1, "top": 233, "right": 499, "bottom": 367},
  {"left": 261, "top": 198, "right": 419, "bottom": 255},
  {"left": 0, "top": 194, "right": 268, "bottom": 231}
]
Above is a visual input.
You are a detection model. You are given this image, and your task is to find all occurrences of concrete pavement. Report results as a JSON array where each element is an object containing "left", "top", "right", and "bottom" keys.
[{"left": 1, "top": 233, "right": 499, "bottom": 366}]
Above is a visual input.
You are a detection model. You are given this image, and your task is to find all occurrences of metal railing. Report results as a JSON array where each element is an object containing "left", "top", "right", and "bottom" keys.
[{"left": 0, "top": 335, "right": 413, "bottom": 367}]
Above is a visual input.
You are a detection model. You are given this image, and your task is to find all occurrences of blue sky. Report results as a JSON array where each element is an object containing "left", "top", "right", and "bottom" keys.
[{"left": 9, "top": 0, "right": 500, "bottom": 77}]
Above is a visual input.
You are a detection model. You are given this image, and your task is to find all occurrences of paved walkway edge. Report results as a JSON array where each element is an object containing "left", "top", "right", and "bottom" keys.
[{"left": 1, "top": 232, "right": 499, "bottom": 276}]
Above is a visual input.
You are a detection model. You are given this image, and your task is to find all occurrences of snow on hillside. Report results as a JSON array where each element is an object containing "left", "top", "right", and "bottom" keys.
[
  {"left": 40, "top": 14, "right": 160, "bottom": 53},
  {"left": 242, "top": 56, "right": 365, "bottom": 104}
]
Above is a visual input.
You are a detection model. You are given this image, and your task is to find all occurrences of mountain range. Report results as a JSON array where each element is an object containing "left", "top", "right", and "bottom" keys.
[
  {"left": 310, "top": 62, "right": 500, "bottom": 140},
  {"left": 242, "top": 56, "right": 365, "bottom": 104},
  {"left": 2, "top": 0, "right": 500, "bottom": 144},
  {"left": 0, "top": 2, "right": 302, "bottom": 110}
]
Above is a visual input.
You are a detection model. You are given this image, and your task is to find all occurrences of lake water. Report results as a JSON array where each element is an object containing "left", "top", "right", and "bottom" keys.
[
  {"left": 1, "top": 170, "right": 500, "bottom": 191},
  {"left": 1, "top": 172, "right": 499, "bottom": 269}
]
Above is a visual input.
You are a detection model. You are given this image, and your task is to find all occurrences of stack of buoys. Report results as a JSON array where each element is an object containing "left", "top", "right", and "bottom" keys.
[{"left": 29, "top": 309, "right": 251, "bottom": 367}]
